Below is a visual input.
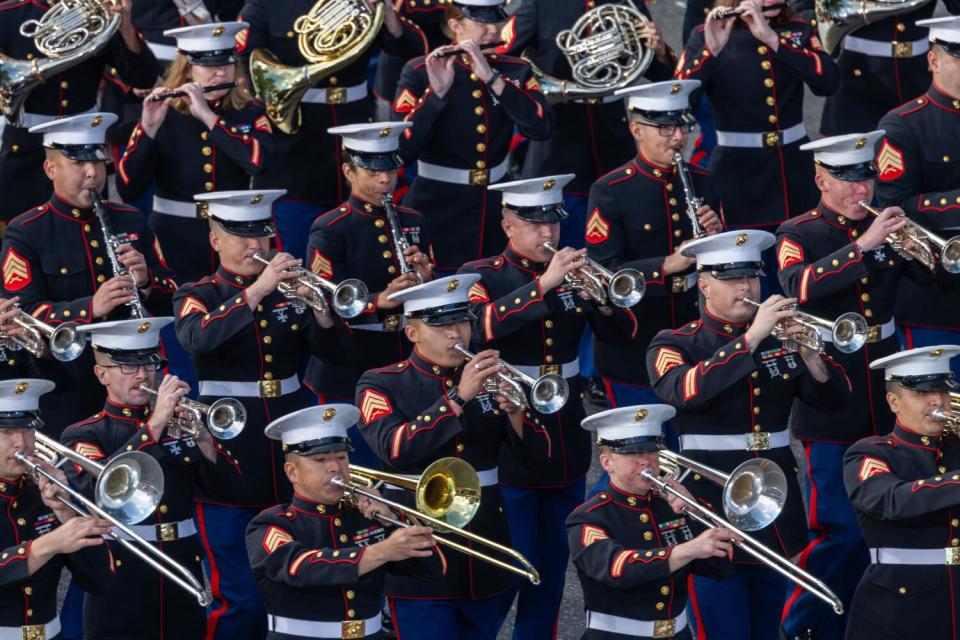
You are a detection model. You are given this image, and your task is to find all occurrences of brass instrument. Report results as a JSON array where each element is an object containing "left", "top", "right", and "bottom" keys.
[
  {"left": 859, "top": 201, "right": 960, "bottom": 274},
  {"left": 528, "top": 0, "right": 654, "bottom": 104},
  {"left": 0, "top": 0, "right": 121, "bottom": 124},
  {"left": 149, "top": 82, "right": 237, "bottom": 102},
  {"left": 251, "top": 252, "right": 369, "bottom": 318},
  {"left": 335, "top": 459, "right": 541, "bottom": 584},
  {"left": 641, "top": 466, "right": 844, "bottom": 614},
  {"left": 382, "top": 193, "right": 422, "bottom": 284},
  {"left": 92, "top": 189, "right": 147, "bottom": 319},
  {"left": 658, "top": 450, "right": 787, "bottom": 531},
  {"left": 0, "top": 305, "right": 85, "bottom": 361},
  {"left": 138, "top": 383, "right": 245, "bottom": 440},
  {"left": 541, "top": 241, "right": 645, "bottom": 308},
  {"left": 674, "top": 151, "right": 706, "bottom": 239},
  {"left": 741, "top": 296, "right": 868, "bottom": 354},
  {"left": 453, "top": 343, "right": 569, "bottom": 415},
  {"left": 249, "top": 0, "right": 384, "bottom": 134},
  {"left": 816, "top": 0, "right": 933, "bottom": 55},
  {"left": 21, "top": 433, "right": 212, "bottom": 606},
  {"left": 932, "top": 393, "right": 960, "bottom": 436}
]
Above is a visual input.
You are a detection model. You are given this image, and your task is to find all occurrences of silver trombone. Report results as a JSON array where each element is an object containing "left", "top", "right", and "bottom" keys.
[
  {"left": 641, "top": 466, "right": 844, "bottom": 615},
  {"left": 138, "top": 383, "right": 245, "bottom": 440},
  {"left": 17, "top": 433, "right": 213, "bottom": 606},
  {"left": 741, "top": 297, "right": 868, "bottom": 354},
  {"left": 453, "top": 343, "right": 569, "bottom": 414},
  {"left": 251, "top": 252, "right": 369, "bottom": 318},
  {"left": 541, "top": 242, "right": 645, "bottom": 308},
  {"left": 0, "top": 305, "right": 86, "bottom": 361},
  {"left": 859, "top": 200, "right": 960, "bottom": 274}
]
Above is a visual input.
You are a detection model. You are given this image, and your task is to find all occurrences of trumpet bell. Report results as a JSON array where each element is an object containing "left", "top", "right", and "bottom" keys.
[
  {"left": 723, "top": 458, "right": 788, "bottom": 531},
  {"left": 415, "top": 457, "right": 481, "bottom": 529},
  {"left": 608, "top": 268, "right": 645, "bottom": 308},
  {"left": 207, "top": 398, "right": 246, "bottom": 440},
  {"left": 49, "top": 321, "right": 86, "bottom": 362},
  {"left": 832, "top": 312, "right": 868, "bottom": 354},
  {"left": 332, "top": 279, "right": 370, "bottom": 319},
  {"left": 529, "top": 374, "right": 570, "bottom": 414},
  {"left": 96, "top": 452, "right": 164, "bottom": 525},
  {"left": 940, "top": 237, "right": 960, "bottom": 274}
]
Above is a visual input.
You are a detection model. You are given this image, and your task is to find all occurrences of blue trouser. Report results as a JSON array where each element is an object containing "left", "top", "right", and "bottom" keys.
[
  {"left": 898, "top": 325, "right": 960, "bottom": 377},
  {"left": 60, "top": 580, "right": 84, "bottom": 639},
  {"left": 782, "top": 442, "right": 868, "bottom": 640},
  {"left": 587, "top": 383, "right": 676, "bottom": 499},
  {"left": 497, "top": 479, "right": 585, "bottom": 640},
  {"left": 389, "top": 594, "right": 501, "bottom": 640},
  {"left": 690, "top": 563, "right": 789, "bottom": 640},
  {"left": 272, "top": 199, "right": 329, "bottom": 261},
  {"left": 195, "top": 503, "right": 267, "bottom": 640}
]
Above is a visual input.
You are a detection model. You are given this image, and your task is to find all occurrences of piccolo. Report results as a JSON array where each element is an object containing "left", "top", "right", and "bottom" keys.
[
  {"left": 149, "top": 82, "right": 237, "bottom": 102},
  {"left": 434, "top": 40, "right": 506, "bottom": 58},
  {"left": 715, "top": 2, "right": 785, "bottom": 18}
]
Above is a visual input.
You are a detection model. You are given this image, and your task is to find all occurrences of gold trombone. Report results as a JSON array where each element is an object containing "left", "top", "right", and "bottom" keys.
[
  {"left": 741, "top": 296, "right": 868, "bottom": 354},
  {"left": 138, "top": 383, "right": 245, "bottom": 440},
  {"left": 251, "top": 252, "right": 369, "bottom": 318},
  {"left": 19, "top": 433, "right": 212, "bottom": 606},
  {"left": 332, "top": 459, "right": 541, "bottom": 584},
  {"left": 541, "top": 242, "right": 645, "bottom": 308},
  {"left": 0, "top": 305, "right": 86, "bottom": 361},
  {"left": 858, "top": 201, "right": 960, "bottom": 274},
  {"left": 453, "top": 343, "right": 569, "bottom": 414}
]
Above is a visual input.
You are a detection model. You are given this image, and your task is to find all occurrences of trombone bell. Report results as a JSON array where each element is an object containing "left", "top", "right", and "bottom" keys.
[
  {"left": 723, "top": 458, "right": 788, "bottom": 532},
  {"left": 96, "top": 452, "right": 165, "bottom": 525}
]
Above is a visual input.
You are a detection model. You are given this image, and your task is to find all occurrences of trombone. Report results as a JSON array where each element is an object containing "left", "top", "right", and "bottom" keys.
[
  {"left": 859, "top": 200, "right": 960, "bottom": 274},
  {"left": 18, "top": 433, "right": 212, "bottom": 606},
  {"left": 453, "top": 343, "right": 569, "bottom": 414},
  {"left": 333, "top": 458, "right": 541, "bottom": 585},
  {"left": 138, "top": 383, "right": 245, "bottom": 440},
  {"left": 640, "top": 466, "right": 844, "bottom": 615},
  {"left": 0, "top": 305, "right": 86, "bottom": 361},
  {"left": 541, "top": 242, "right": 645, "bottom": 308},
  {"left": 741, "top": 296, "right": 868, "bottom": 354},
  {"left": 251, "top": 252, "right": 369, "bottom": 319}
]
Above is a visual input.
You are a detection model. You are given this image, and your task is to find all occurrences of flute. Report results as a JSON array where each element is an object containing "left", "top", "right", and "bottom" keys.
[
  {"left": 434, "top": 40, "right": 506, "bottom": 59},
  {"left": 149, "top": 82, "right": 237, "bottom": 102},
  {"left": 715, "top": 2, "right": 785, "bottom": 18}
]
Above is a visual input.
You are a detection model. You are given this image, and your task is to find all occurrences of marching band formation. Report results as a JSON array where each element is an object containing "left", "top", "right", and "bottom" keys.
[{"left": 2, "top": 0, "right": 960, "bottom": 639}]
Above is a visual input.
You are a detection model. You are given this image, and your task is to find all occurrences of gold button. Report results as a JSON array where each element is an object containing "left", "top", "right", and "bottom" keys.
[
  {"left": 761, "top": 61, "right": 771, "bottom": 70},
  {"left": 456, "top": 443, "right": 464, "bottom": 452},
  {"left": 339, "top": 534, "right": 348, "bottom": 542},
  {"left": 10, "top": 144, "right": 18, "bottom": 153},
  {"left": 474, "top": 106, "right": 484, "bottom": 116},
  {"left": 204, "top": 182, "right": 214, "bottom": 191},
  {"left": 263, "top": 336, "right": 273, "bottom": 344},
  {"left": 643, "top": 531, "right": 653, "bottom": 541},
  {"left": 546, "top": 355, "right": 554, "bottom": 363},
  {"left": 945, "top": 156, "right": 952, "bottom": 163},
  {"left": 853, "top": 68, "right": 862, "bottom": 77},
  {"left": 16, "top": 518, "right": 25, "bottom": 526},
  {"left": 91, "top": 240, "right": 99, "bottom": 248},
  {"left": 24, "top": 587, "right": 32, "bottom": 595},
  {"left": 766, "top": 96, "right": 775, "bottom": 106},
  {"left": 329, "top": 76, "right": 338, "bottom": 85},
  {"left": 159, "top": 505, "right": 168, "bottom": 514},
  {"left": 60, "top": 99, "right": 68, "bottom": 108},
  {"left": 476, "top": 143, "right": 486, "bottom": 152},
  {"left": 264, "top": 372, "right": 274, "bottom": 380},
  {"left": 60, "top": 80, "right": 68, "bottom": 89},
  {"left": 898, "top": 586, "right": 907, "bottom": 595},
  {"left": 896, "top": 22, "right": 906, "bottom": 31},
  {"left": 753, "top": 407, "right": 760, "bottom": 415},
  {"left": 97, "top": 274, "right": 106, "bottom": 283},
  {"left": 259, "top": 320, "right": 268, "bottom": 328},
  {"left": 346, "top": 590, "right": 355, "bottom": 599},
  {"left": 754, "top": 388, "right": 761, "bottom": 396},
  {"left": 26, "top": 608, "right": 32, "bottom": 617},
  {"left": 60, "top": 267, "right": 68, "bottom": 275},
  {"left": 861, "top": 293, "right": 870, "bottom": 302},
  {"left": 264, "top": 355, "right": 273, "bottom": 363},
  {"left": 202, "top": 146, "right": 212, "bottom": 156},
  {"left": 757, "top": 45, "right": 768, "bottom": 55},
  {"left": 864, "top": 309, "right": 873, "bottom": 318},
  {"left": 953, "top": 519, "right": 959, "bottom": 527},
  {"left": 347, "top": 609, "right": 356, "bottom": 618},
  {"left": 200, "top": 131, "right": 208, "bottom": 141},
  {"left": 476, "top": 160, "right": 487, "bottom": 169},
  {"left": 639, "top": 513, "right": 649, "bottom": 523},
  {"left": 655, "top": 602, "right": 665, "bottom": 611},
  {"left": 388, "top": 266, "right": 397, "bottom": 275},
  {"left": 660, "top": 586, "right": 670, "bottom": 595},
  {"left": 203, "top": 163, "right": 213, "bottom": 174},
  {"left": 545, "top": 320, "right": 554, "bottom": 329},
  {"left": 469, "top": 73, "right": 478, "bottom": 81},
  {"left": 472, "top": 90, "right": 482, "bottom": 98},
  {"left": 643, "top": 223, "right": 652, "bottom": 231},
  {"left": 95, "top": 257, "right": 104, "bottom": 266},
  {"left": 768, "top": 114, "right": 778, "bottom": 124},
  {"left": 476, "top": 124, "right": 487, "bottom": 134}
]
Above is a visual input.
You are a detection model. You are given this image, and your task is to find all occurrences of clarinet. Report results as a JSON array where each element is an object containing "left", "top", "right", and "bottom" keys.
[
  {"left": 674, "top": 151, "right": 706, "bottom": 239},
  {"left": 91, "top": 189, "right": 146, "bottom": 318},
  {"left": 382, "top": 194, "right": 423, "bottom": 283}
]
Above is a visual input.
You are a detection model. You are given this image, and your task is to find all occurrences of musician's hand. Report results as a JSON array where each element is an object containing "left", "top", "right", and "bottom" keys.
[
  {"left": 459, "top": 40, "right": 496, "bottom": 82},
  {"left": 663, "top": 244, "right": 696, "bottom": 276},
  {"left": 457, "top": 348, "right": 503, "bottom": 402},
  {"left": 744, "top": 295, "right": 798, "bottom": 349},
  {"left": 404, "top": 245, "right": 433, "bottom": 282},
  {"left": 661, "top": 478, "right": 696, "bottom": 515},
  {"left": 177, "top": 82, "right": 219, "bottom": 129},
  {"left": 377, "top": 273, "right": 421, "bottom": 310},
  {"left": 639, "top": 20, "right": 667, "bottom": 59},
  {"left": 739, "top": 0, "right": 779, "bottom": 49},
  {"left": 194, "top": 419, "right": 218, "bottom": 464},
  {"left": 698, "top": 205, "right": 724, "bottom": 235},
  {"left": 426, "top": 47, "right": 457, "bottom": 98},
  {"left": 365, "top": 0, "right": 403, "bottom": 38},
  {"left": 858, "top": 206, "right": 908, "bottom": 253},
  {"left": 379, "top": 525, "right": 436, "bottom": 561},
  {"left": 146, "top": 375, "right": 190, "bottom": 442},
  {"left": 704, "top": 6, "right": 736, "bottom": 55},
  {"left": 541, "top": 246, "right": 586, "bottom": 291},
  {"left": 683, "top": 527, "right": 742, "bottom": 562},
  {"left": 115, "top": 243, "right": 149, "bottom": 289},
  {"left": 305, "top": 291, "right": 336, "bottom": 329},
  {"left": 141, "top": 87, "right": 173, "bottom": 138},
  {"left": 356, "top": 487, "right": 396, "bottom": 521},
  {"left": 0, "top": 296, "right": 27, "bottom": 345},
  {"left": 91, "top": 276, "right": 137, "bottom": 318},
  {"left": 112, "top": 0, "right": 142, "bottom": 54},
  {"left": 36, "top": 461, "right": 77, "bottom": 523}
]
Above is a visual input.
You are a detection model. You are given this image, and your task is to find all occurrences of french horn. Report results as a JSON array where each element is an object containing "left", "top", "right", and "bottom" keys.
[{"left": 815, "top": 0, "right": 934, "bottom": 56}]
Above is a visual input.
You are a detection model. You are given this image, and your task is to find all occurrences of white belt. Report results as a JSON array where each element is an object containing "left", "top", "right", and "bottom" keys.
[
  {"left": 9, "top": 105, "right": 98, "bottom": 129},
  {"left": 153, "top": 195, "right": 204, "bottom": 219},
  {"left": 351, "top": 316, "right": 407, "bottom": 332},
  {"left": 871, "top": 547, "right": 960, "bottom": 566},
  {"left": 114, "top": 518, "right": 196, "bottom": 543},
  {"left": 267, "top": 614, "right": 381, "bottom": 638},
  {"left": 417, "top": 157, "right": 509, "bottom": 186},
  {"left": 302, "top": 82, "right": 368, "bottom": 105},
  {"left": 843, "top": 35, "right": 929, "bottom": 58},
  {"left": 199, "top": 374, "right": 300, "bottom": 399},
  {"left": 716, "top": 122, "right": 806, "bottom": 149},
  {"left": 680, "top": 428, "right": 791, "bottom": 451},
  {"left": 820, "top": 317, "right": 895, "bottom": 343},
  {"left": 511, "top": 358, "right": 580, "bottom": 380},
  {"left": 586, "top": 610, "right": 688, "bottom": 638},
  {"left": 148, "top": 42, "right": 179, "bottom": 62},
  {"left": 0, "top": 618, "right": 60, "bottom": 640},
  {"left": 388, "top": 467, "right": 499, "bottom": 490}
]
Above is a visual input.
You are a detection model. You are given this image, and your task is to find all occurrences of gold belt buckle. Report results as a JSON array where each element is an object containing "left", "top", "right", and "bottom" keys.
[
  {"left": 20, "top": 625, "right": 45, "bottom": 640},
  {"left": 196, "top": 202, "right": 209, "bottom": 219},
  {"left": 892, "top": 40, "right": 913, "bottom": 58},
  {"left": 468, "top": 168, "right": 489, "bottom": 186},
  {"left": 341, "top": 620, "right": 365, "bottom": 639},
  {"left": 259, "top": 379, "right": 281, "bottom": 398},
  {"left": 540, "top": 364, "right": 561, "bottom": 376},
  {"left": 946, "top": 548, "right": 960, "bottom": 565},
  {"left": 383, "top": 315, "right": 402, "bottom": 332},
  {"left": 746, "top": 431, "right": 771, "bottom": 451},
  {"left": 157, "top": 522, "right": 177, "bottom": 542},
  {"left": 763, "top": 131, "right": 781, "bottom": 148},
  {"left": 653, "top": 619, "right": 677, "bottom": 638},
  {"left": 327, "top": 87, "right": 347, "bottom": 104},
  {"left": 866, "top": 325, "right": 882, "bottom": 343}
]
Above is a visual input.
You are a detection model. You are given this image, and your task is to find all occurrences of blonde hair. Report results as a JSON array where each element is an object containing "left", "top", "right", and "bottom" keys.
[{"left": 163, "top": 55, "right": 255, "bottom": 114}]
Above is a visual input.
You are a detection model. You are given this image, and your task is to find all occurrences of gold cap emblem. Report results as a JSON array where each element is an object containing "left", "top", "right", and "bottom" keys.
[
  {"left": 736, "top": 233, "right": 749, "bottom": 246},
  {"left": 137, "top": 322, "right": 151, "bottom": 333},
  {"left": 91, "top": 115, "right": 103, "bottom": 127},
  {"left": 856, "top": 137, "right": 868, "bottom": 149},
  {"left": 250, "top": 194, "right": 264, "bottom": 205},
  {"left": 447, "top": 278, "right": 459, "bottom": 292},
  {"left": 379, "top": 127, "right": 392, "bottom": 138},
  {"left": 543, "top": 179, "right": 556, "bottom": 191},
  {"left": 634, "top": 408, "right": 648, "bottom": 422},
  {"left": 670, "top": 83, "right": 682, "bottom": 95},
  {"left": 212, "top": 26, "right": 225, "bottom": 36},
  {"left": 931, "top": 348, "right": 945, "bottom": 358},
  {"left": 322, "top": 407, "right": 337, "bottom": 421},
  {"left": 14, "top": 382, "right": 28, "bottom": 394}
]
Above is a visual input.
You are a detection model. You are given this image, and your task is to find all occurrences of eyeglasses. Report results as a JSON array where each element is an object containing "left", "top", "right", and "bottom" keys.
[
  {"left": 101, "top": 362, "right": 165, "bottom": 375},
  {"left": 637, "top": 122, "right": 696, "bottom": 137}
]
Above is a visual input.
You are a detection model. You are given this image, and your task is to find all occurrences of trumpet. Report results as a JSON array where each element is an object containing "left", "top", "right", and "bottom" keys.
[
  {"left": 0, "top": 305, "right": 86, "bottom": 361},
  {"left": 382, "top": 193, "right": 422, "bottom": 284},
  {"left": 251, "top": 252, "right": 369, "bottom": 318},
  {"left": 20, "top": 433, "right": 212, "bottom": 606},
  {"left": 334, "top": 458, "right": 541, "bottom": 584},
  {"left": 641, "top": 465, "right": 844, "bottom": 614},
  {"left": 931, "top": 393, "right": 960, "bottom": 436},
  {"left": 674, "top": 151, "right": 706, "bottom": 239},
  {"left": 138, "top": 383, "right": 245, "bottom": 440},
  {"left": 92, "top": 189, "right": 147, "bottom": 319},
  {"left": 858, "top": 201, "right": 960, "bottom": 274},
  {"left": 453, "top": 343, "right": 569, "bottom": 414},
  {"left": 741, "top": 296, "right": 868, "bottom": 354},
  {"left": 541, "top": 242, "right": 645, "bottom": 308}
]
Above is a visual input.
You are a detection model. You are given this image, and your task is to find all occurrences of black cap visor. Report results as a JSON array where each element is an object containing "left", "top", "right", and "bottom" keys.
[
  {"left": 406, "top": 303, "right": 477, "bottom": 326},
  {"left": 599, "top": 435, "right": 663, "bottom": 454},
  {"left": 699, "top": 261, "right": 765, "bottom": 279},
  {"left": 504, "top": 203, "right": 569, "bottom": 223},
  {"left": 817, "top": 160, "right": 878, "bottom": 182},
  {"left": 890, "top": 373, "right": 956, "bottom": 393},
  {"left": 50, "top": 143, "right": 111, "bottom": 162},
  {"left": 211, "top": 215, "right": 277, "bottom": 238},
  {"left": 934, "top": 38, "right": 960, "bottom": 58},
  {"left": 284, "top": 437, "right": 354, "bottom": 455},
  {"left": 0, "top": 411, "right": 43, "bottom": 429},
  {"left": 184, "top": 49, "right": 238, "bottom": 66},
  {"left": 455, "top": 2, "right": 508, "bottom": 23},
  {"left": 346, "top": 149, "right": 404, "bottom": 172},
  {"left": 94, "top": 345, "right": 167, "bottom": 368},
  {"left": 632, "top": 108, "right": 697, "bottom": 128}
]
